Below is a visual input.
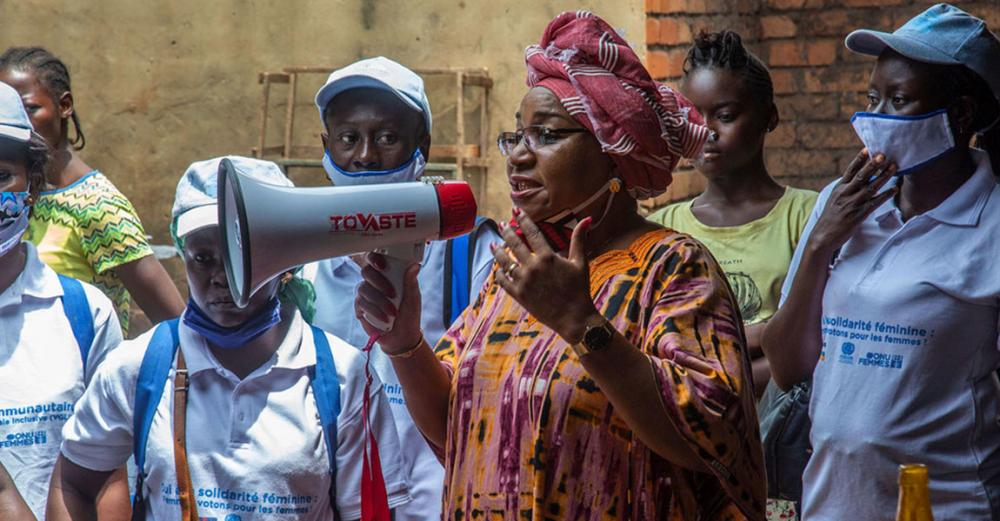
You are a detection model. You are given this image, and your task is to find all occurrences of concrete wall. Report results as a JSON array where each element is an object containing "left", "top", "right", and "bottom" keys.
[
  {"left": 1, "top": 0, "right": 645, "bottom": 230},
  {"left": 0, "top": 0, "right": 645, "bottom": 331}
]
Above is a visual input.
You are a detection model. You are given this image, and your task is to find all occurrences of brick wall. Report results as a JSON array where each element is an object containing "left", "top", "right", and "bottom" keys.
[{"left": 642, "top": 0, "right": 999, "bottom": 209}]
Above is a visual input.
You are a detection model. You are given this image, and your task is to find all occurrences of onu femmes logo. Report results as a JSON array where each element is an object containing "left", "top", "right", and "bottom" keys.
[{"left": 329, "top": 212, "right": 417, "bottom": 233}]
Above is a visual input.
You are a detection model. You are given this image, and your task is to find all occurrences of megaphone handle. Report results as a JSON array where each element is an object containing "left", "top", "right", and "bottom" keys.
[{"left": 365, "top": 242, "right": 425, "bottom": 333}]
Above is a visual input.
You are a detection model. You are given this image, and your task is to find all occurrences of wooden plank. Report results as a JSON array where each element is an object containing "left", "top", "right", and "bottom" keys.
[
  {"left": 461, "top": 157, "right": 489, "bottom": 169},
  {"left": 455, "top": 71, "right": 466, "bottom": 182},
  {"left": 283, "top": 66, "right": 335, "bottom": 74},
  {"left": 289, "top": 145, "right": 326, "bottom": 158},
  {"left": 258, "top": 72, "right": 290, "bottom": 84},
  {"left": 256, "top": 76, "right": 272, "bottom": 158},
  {"left": 255, "top": 145, "right": 285, "bottom": 156},
  {"left": 282, "top": 72, "right": 297, "bottom": 158},
  {"left": 429, "top": 144, "right": 478, "bottom": 160},
  {"left": 463, "top": 74, "right": 493, "bottom": 88}
]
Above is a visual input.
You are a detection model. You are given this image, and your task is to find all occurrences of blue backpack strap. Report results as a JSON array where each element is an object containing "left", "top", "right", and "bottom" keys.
[
  {"left": 57, "top": 274, "right": 95, "bottom": 368},
  {"left": 445, "top": 230, "right": 472, "bottom": 327},
  {"left": 308, "top": 325, "right": 341, "bottom": 519},
  {"left": 445, "top": 217, "right": 499, "bottom": 327},
  {"left": 131, "top": 319, "right": 180, "bottom": 509}
]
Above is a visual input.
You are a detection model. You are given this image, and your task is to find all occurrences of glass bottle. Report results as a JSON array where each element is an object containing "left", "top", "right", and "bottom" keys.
[{"left": 896, "top": 464, "right": 933, "bottom": 521}]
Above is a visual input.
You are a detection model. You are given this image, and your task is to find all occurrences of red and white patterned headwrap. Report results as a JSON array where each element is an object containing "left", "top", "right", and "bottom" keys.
[{"left": 525, "top": 11, "right": 710, "bottom": 199}]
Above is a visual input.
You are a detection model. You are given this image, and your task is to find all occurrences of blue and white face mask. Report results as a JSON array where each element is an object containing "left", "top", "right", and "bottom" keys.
[
  {"left": 0, "top": 190, "right": 30, "bottom": 257},
  {"left": 851, "top": 109, "right": 956, "bottom": 176},
  {"left": 321, "top": 148, "right": 426, "bottom": 186}
]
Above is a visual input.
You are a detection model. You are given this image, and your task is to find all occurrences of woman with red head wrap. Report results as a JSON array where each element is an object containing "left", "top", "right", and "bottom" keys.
[{"left": 356, "top": 11, "right": 765, "bottom": 520}]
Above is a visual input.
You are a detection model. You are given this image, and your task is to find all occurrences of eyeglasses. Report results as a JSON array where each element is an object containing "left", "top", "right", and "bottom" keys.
[{"left": 496, "top": 125, "right": 589, "bottom": 156}]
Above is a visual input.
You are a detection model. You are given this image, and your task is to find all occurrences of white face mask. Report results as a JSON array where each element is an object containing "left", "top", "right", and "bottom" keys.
[
  {"left": 322, "top": 148, "right": 426, "bottom": 186},
  {"left": 0, "top": 190, "right": 30, "bottom": 258},
  {"left": 528, "top": 178, "right": 622, "bottom": 251},
  {"left": 851, "top": 109, "right": 956, "bottom": 175}
]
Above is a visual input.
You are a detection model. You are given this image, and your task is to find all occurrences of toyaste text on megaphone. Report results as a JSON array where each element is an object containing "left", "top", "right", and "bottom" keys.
[{"left": 217, "top": 158, "right": 477, "bottom": 308}]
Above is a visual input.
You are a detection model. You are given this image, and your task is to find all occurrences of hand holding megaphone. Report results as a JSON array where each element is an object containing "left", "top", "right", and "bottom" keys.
[
  {"left": 354, "top": 251, "right": 425, "bottom": 352},
  {"left": 217, "top": 160, "right": 477, "bottom": 323},
  {"left": 360, "top": 242, "right": 424, "bottom": 333}
]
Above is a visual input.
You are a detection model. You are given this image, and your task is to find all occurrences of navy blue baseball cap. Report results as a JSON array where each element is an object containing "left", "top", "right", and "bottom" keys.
[{"left": 846, "top": 3, "right": 1000, "bottom": 116}]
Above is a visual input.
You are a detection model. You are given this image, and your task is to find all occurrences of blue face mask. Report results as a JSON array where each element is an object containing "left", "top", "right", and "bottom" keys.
[
  {"left": 182, "top": 297, "right": 282, "bottom": 350},
  {"left": 321, "top": 148, "right": 426, "bottom": 186},
  {"left": 0, "top": 190, "right": 31, "bottom": 258}
]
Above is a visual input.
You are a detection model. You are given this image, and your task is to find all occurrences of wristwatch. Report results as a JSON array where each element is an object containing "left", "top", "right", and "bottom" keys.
[{"left": 571, "top": 317, "right": 616, "bottom": 358}]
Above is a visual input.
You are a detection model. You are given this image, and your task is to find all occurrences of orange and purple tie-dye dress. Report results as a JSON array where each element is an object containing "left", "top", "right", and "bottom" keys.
[{"left": 434, "top": 229, "right": 765, "bottom": 520}]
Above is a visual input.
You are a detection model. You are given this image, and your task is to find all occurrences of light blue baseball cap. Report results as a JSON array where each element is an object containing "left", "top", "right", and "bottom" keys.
[
  {"left": 0, "top": 81, "right": 33, "bottom": 143},
  {"left": 172, "top": 156, "right": 293, "bottom": 241},
  {"left": 846, "top": 3, "right": 1000, "bottom": 109}
]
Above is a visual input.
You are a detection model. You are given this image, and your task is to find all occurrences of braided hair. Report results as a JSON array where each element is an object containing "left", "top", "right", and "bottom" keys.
[
  {"left": 0, "top": 47, "right": 85, "bottom": 150},
  {"left": 24, "top": 132, "right": 50, "bottom": 203},
  {"left": 684, "top": 30, "right": 775, "bottom": 109}
]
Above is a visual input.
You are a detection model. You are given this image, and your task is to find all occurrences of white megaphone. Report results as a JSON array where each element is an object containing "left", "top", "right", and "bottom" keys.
[{"left": 217, "top": 158, "right": 477, "bottom": 331}]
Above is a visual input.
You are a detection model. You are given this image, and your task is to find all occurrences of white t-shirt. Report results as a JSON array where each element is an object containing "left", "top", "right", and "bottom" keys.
[
  {"left": 304, "top": 234, "right": 497, "bottom": 521},
  {"left": 61, "top": 311, "right": 410, "bottom": 520},
  {"left": 782, "top": 149, "right": 1000, "bottom": 520},
  {"left": 0, "top": 242, "right": 122, "bottom": 519}
]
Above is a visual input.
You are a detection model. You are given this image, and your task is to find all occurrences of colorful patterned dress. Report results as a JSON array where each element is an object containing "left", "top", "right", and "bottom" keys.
[
  {"left": 435, "top": 229, "right": 766, "bottom": 520},
  {"left": 25, "top": 171, "right": 154, "bottom": 333}
]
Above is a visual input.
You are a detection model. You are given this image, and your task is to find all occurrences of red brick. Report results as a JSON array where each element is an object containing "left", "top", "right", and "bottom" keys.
[
  {"left": 981, "top": 7, "right": 1000, "bottom": 31},
  {"left": 782, "top": 175, "right": 837, "bottom": 192},
  {"left": 659, "top": 0, "right": 687, "bottom": 13},
  {"left": 645, "top": 0, "right": 661, "bottom": 13},
  {"left": 769, "top": 41, "right": 808, "bottom": 67},
  {"left": 804, "top": 10, "right": 851, "bottom": 36},
  {"left": 776, "top": 94, "right": 840, "bottom": 120},
  {"left": 807, "top": 40, "right": 838, "bottom": 65},
  {"left": 798, "top": 122, "right": 861, "bottom": 149},
  {"left": 765, "top": 149, "right": 841, "bottom": 179},
  {"left": 647, "top": 49, "right": 688, "bottom": 80},
  {"left": 803, "top": 65, "right": 871, "bottom": 93},
  {"left": 649, "top": 16, "right": 693, "bottom": 46},
  {"left": 839, "top": 91, "right": 870, "bottom": 119},
  {"left": 766, "top": 0, "right": 806, "bottom": 10},
  {"left": 766, "top": 122, "right": 797, "bottom": 148},
  {"left": 737, "top": 0, "right": 761, "bottom": 14},
  {"left": 761, "top": 15, "right": 797, "bottom": 38},
  {"left": 771, "top": 69, "right": 799, "bottom": 95}
]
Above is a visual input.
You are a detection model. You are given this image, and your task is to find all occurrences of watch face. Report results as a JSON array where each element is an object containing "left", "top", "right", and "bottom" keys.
[{"left": 584, "top": 323, "right": 613, "bottom": 351}]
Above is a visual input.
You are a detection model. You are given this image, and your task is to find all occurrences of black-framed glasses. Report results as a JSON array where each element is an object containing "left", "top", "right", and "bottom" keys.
[{"left": 497, "top": 125, "right": 589, "bottom": 156}]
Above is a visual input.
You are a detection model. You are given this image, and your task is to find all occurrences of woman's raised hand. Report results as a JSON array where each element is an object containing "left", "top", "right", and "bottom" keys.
[
  {"left": 354, "top": 253, "right": 424, "bottom": 353},
  {"left": 808, "top": 149, "right": 898, "bottom": 256},
  {"left": 491, "top": 210, "right": 601, "bottom": 344}
]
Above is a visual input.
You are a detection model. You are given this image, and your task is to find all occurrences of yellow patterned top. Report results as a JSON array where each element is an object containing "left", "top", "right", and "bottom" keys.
[
  {"left": 435, "top": 229, "right": 766, "bottom": 520},
  {"left": 25, "top": 171, "right": 153, "bottom": 333}
]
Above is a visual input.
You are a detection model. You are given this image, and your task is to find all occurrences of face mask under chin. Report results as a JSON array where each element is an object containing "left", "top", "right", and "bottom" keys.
[
  {"left": 322, "top": 148, "right": 426, "bottom": 186},
  {"left": 513, "top": 177, "right": 622, "bottom": 251}
]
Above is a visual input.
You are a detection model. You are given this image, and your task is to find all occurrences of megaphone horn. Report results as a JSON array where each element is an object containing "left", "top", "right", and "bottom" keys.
[{"left": 218, "top": 158, "right": 477, "bottom": 309}]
